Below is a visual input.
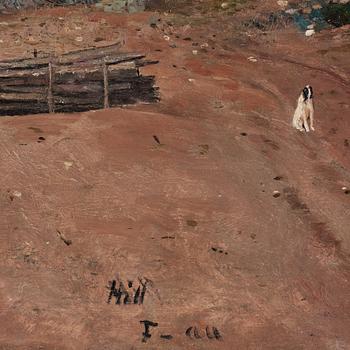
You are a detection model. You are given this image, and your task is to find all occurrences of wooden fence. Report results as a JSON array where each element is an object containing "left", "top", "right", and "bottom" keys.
[{"left": 0, "top": 43, "right": 159, "bottom": 116}]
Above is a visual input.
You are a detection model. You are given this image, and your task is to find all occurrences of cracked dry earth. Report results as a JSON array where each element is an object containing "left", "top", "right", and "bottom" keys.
[{"left": 0, "top": 5, "right": 350, "bottom": 350}]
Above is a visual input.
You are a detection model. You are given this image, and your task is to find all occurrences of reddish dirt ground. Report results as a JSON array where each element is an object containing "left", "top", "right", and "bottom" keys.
[{"left": 0, "top": 3, "right": 350, "bottom": 349}]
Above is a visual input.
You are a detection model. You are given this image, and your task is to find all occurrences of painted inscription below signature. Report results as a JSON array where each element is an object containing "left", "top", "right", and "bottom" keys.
[{"left": 139, "top": 320, "right": 222, "bottom": 343}]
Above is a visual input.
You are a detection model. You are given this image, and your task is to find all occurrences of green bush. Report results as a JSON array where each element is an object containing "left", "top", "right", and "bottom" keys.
[{"left": 321, "top": 2, "right": 350, "bottom": 27}]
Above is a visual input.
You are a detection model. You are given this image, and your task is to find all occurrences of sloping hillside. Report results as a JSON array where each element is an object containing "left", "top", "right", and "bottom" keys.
[{"left": 0, "top": 2, "right": 349, "bottom": 349}]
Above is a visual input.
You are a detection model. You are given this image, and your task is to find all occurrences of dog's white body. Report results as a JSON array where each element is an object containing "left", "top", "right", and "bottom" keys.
[{"left": 292, "top": 85, "right": 315, "bottom": 132}]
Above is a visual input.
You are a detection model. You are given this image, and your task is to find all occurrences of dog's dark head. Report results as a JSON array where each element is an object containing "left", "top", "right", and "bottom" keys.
[{"left": 302, "top": 85, "right": 313, "bottom": 101}]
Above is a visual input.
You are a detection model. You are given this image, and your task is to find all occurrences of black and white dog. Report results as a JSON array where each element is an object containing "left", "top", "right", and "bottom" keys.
[{"left": 292, "top": 85, "right": 315, "bottom": 132}]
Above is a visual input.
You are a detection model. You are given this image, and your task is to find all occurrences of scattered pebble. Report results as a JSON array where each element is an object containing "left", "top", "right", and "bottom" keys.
[
  {"left": 13, "top": 191, "right": 22, "bottom": 198},
  {"left": 273, "top": 190, "right": 281, "bottom": 198},
  {"left": 75, "top": 36, "right": 83, "bottom": 42},
  {"left": 211, "top": 247, "right": 228, "bottom": 255},
  {"left": 187, "top": 219, "right": 198, "bottom": 227},
  {"left": 305, "top": 29, "right": 315, "bottom": 37},
  {"left": 285, "top": 8, "right": 298, "bottom": 14},
  {"left": 192, "top": 50, "right": 198, "bottom": 55},
  {"left": 64, "top": 161, "right": 73, "bottom": 170},
  {"left": 153, "top": 135, "right": 161, "bottom": 145},
  {"left": 213, "top": 100, "right": 224, "bottom": 109},
  {"left": 163, "top": 35, "right": 170, "bottom": 41},
  {"left": 148, "top": 15, "right": 159, "bottom": 28},
  {"left": 56, "top": 229, "right": 72, "bottom": 246},
  {"left": 198, "top": 144, "right": 209, "bottom": 155},
  {"left": 248, "top": 56, "right": 258, "bottom": 62},
  {"left": 277, "top": 0, "right": 288, "bottom": 8}
]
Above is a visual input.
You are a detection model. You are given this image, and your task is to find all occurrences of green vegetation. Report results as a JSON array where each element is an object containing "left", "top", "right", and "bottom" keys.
[{"left": 321, "top": 2, "right": 350, "bottom": 27}]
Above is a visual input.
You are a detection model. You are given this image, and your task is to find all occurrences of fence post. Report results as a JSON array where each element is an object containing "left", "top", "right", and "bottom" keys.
[
  {"left": 103, "top": 61, "right": 109, "bottom": 109},
  {"left": 48, "top": 62, "right": 54, "bottom": 113}
]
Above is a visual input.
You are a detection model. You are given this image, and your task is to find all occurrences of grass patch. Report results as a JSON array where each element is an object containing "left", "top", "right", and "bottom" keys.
[{"left": 321, "top": 2, "right": 350, "bottom": 27}]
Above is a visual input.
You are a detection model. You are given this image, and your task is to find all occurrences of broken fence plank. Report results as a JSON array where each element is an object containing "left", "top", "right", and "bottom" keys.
[
  {"left": 0, "top": 61, "right": 139, "bottom": 82},
  {"left": 0, "top": 42, "right": 122, "bottom": 70},
  {"left": 0, "top": 51, "right": 144, "bottom": 71}
]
